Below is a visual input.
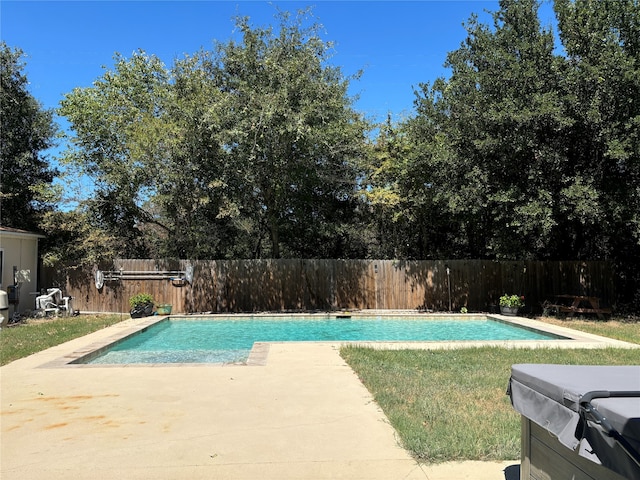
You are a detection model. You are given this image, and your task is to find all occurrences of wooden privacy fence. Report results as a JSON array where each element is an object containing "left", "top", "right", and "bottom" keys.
[{"left": 42, "top": 259, "right": 615, "bottom": 315}]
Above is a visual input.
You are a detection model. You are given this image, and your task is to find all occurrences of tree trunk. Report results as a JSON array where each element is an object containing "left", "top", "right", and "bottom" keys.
[{"left": 269, "top": 215, "right": 280, "bottom": 259}]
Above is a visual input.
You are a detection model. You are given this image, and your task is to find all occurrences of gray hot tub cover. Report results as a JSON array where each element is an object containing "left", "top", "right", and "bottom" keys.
[{"left": 508, "top": 364, "right": 640, "bottom": 479}]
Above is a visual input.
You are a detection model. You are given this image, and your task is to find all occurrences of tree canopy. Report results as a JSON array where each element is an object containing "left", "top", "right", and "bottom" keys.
[
  {"left": 60, "top": 11, "right": 369, "bottom": 260},
  {"left": 13, "top": 2, "right": 640, "bottom": 308},
  {"left": 393, "top": 0, "right": 639, "bottom": 308},
  {"left": 0, "top": 42, "right": 58, "bottom": 231}
]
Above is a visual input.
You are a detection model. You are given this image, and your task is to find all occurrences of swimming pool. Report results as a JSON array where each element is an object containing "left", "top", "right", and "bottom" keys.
[{"left": 81, "top": 315, "right": 566, "bottom": 365}]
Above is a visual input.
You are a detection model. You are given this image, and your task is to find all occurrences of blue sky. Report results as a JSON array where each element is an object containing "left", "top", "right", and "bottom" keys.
[{"left": 2, "top": 0, "right": 557, "bottom": 124}]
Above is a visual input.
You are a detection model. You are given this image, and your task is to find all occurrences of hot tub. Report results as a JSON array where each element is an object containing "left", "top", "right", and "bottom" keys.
[{"left": 508, "top": 364, "right": 640, "bottom": 480}]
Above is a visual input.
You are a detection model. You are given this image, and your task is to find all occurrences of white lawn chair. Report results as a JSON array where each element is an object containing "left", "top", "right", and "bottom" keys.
[{"left": 35, "top": 288, "right": 74, "bottom": 316}]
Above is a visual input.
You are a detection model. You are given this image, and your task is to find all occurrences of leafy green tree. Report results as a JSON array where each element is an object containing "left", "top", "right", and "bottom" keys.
[
  {"left": 60, "top": 51, "right": 171, "bottom": 257},
  {"left": 0, "top": 42, "right": 58, "bottom": 230},
  {"left": 60, "top": 11, "right": 369, "bottom": 260},
  {"left": 39, "top": 208, "right": 124, "bottom": 268},
  {"left": 142, "top": 51, "right": 236, "bottom": 259},
  {"left": 554, "top": 0, "right": 640, "bottom": 308},
  {"left": 210, "top": 11, "right": 369, "bottom": 258},
  {"left": 409, "top": 0, "right": 571, "bottom": 259},
  {"left": 60, "top": 51, "right": 235, "bottom": 259},
  {"left": 401, "top": 0, "right": 639, "bottom": 308},
  {"left": 363, "top": 117, "right": 408, "bottom": 258},
  {"left": 363, "top": 115, "right": 450, "bottom": 259}
]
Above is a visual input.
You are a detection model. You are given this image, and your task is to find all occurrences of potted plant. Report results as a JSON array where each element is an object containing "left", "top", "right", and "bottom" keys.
[
  {"left": 129, "top": 293, "right": 154, "bottom": 318},
  {"left": 499, "top": 294, "right": 525, "bottom": 316},
  {"left": 156, "top": 303, "right": 172, "bottom": 315}
]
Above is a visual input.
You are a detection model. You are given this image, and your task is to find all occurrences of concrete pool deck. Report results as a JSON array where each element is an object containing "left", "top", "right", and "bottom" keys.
[{"left": 2, "top": 315, "right": 637, "bottom": 479}]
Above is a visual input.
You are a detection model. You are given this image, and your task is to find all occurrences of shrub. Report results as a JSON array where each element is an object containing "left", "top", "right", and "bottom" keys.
[
  {"left": 499, "top": 294, "right": 524, "bottom": 308},
  {"left": 129, "top": 293, "right": 154, "bottom": 308}
]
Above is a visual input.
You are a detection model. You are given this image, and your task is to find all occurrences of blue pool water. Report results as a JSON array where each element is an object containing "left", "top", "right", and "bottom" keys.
[{"left": 86, "top": 316, "right": 564, "bottom": 364}]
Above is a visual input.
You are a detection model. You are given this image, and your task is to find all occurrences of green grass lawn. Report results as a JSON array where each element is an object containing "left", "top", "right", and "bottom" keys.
[
  {"left": 341, "top": 318, "right": 640, "bottom": 464},
  {"left": 537, "top": 316, "right": 640, "bottom": 344},
  {"left": 0, "top": 314, "right": 123, "bottom": 366}
]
